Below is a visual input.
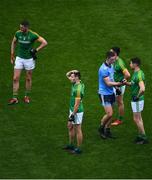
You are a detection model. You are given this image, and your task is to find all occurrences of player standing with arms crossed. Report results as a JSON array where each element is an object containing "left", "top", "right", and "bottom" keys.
[{"left": 8, "top": 20, "right": 47, "bottom": 104}]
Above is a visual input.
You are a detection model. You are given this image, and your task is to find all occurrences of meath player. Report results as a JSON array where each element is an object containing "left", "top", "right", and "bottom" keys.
[
  {"left": 110, "top": 47, "right": 130, "bottom": 126},
  {"left": 8, "top": 20, "right": 47, "bottom": 104},
  {"left": 98, "top": 51, "right": 126, "bottom": 139},
  {"left": 125, "top": 58, "right": 148, "bottom": 144},
  {"left": 63, "top": 70, "right": 84, "bottom": 154}
]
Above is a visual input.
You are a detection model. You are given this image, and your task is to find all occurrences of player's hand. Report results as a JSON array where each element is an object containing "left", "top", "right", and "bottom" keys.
[
  {"left": 68, "top": 113, "right": 75, "bottom": 122},
  {"left": 116, "top": 88, "right": 121, "bottom": 95},
  {"left": 30, "top": 48, "right": 37, "bottom": 60},
  {"left": 121, "top": 78, "right": 127, "bottom": 85},
  {"left": 132, "top": 96, "right": 139, "bottom": 102},
  {"left": 11, "top": 53, "right": 15, "bottom": 64}
]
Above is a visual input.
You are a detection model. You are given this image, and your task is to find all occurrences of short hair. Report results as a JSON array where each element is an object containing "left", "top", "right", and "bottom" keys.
[
  {"left": 130, "top": 57, "right": 141, "bottom": 66},
  {"left": 20, "top": 20, "right": 30, "bottom": 27},
  {"left": 111, "top": 47, "right": 120, "bottom": 56},
  {"left": 106, "top": 51, "right": 116, "bottom": 59},
  {"left": 73, "top": 71, "right": 81, "bottom": 79}
]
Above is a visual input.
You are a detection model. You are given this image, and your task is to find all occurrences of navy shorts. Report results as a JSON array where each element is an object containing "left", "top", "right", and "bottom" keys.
[{"left": 98, "top": 93, "right": 115, "bottom": 106}]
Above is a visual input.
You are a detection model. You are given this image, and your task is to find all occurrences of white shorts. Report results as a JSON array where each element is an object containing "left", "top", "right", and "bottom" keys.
[
  {"left": 14, "top": 56, "right": 35, "bottom": 70},
  {"left": 114, "top": 85, "right": 126, "bottom": 96},
  {"left": 69, "top": 110, "right": 84, "bottom": 125},
  {"left": 131, "top": 100, "right": 144, "bottom": 113}
]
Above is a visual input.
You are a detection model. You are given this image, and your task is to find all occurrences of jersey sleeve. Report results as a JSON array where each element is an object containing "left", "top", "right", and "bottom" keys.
[
  {"left": 75, "top": 84, "right": 82, "bottom": 99},
  {"left": 118, "top": 59, "right": 127, "bottom": 72},
  {"left": 100, "top": 68, "right": 109, "bottom": 78},
  {"left": 31, "top": 31, "right": 40, "bottom": 41},
  {"left": 138, "top": 71, "right": 144, "bottom": 82},
  {"left": 14, "top": 31, "right": 19, "bottom": 39}
]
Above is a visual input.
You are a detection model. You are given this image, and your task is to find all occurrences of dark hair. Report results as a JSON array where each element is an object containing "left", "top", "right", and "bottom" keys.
[
  {"left": 111, "top": 47, "right": 120, "bottom": 56},
  {"left": 106, "top": 51, "right": 116, "bottom": 59},
  {"left": 73, "top": 71, "right": 81, "bottom": 79},
  {"left": 130, "top": 57, "right": 141, "bottom": 66},
  {"left": 20, "top": 20, "right": 30, "bottom": 27}
]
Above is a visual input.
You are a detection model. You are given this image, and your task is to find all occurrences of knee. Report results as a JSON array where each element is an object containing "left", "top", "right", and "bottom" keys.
[
  {"left": 117, "top": 99, "right": 124, "bottom": 106},
  {"left": 76, "top": 125, "right": 82, "bottom": 133},
  {"left": 26, "top": 76, "right": 32, "bottom": 82},
  {"left": 107, "top": 111, "right": 113, "bottom": 118},
  {"left": 13, "top": 76, "right": 19, "bottom": 82}
]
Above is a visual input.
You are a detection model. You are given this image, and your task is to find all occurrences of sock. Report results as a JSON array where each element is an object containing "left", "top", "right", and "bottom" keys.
[
  {"left": 140, "top": 134, "right": 147, "bottom": 140},
  {"left": 118, "top": 115, "right": 123, "bottom": 121},
  {"left": 13, "top": 92, "right": 18, "bottom": 99},
  {"left": 25, "top": 90, "right": 31, "bottom": 97}
]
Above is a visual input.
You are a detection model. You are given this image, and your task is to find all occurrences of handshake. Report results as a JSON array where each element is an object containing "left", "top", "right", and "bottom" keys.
[{"left": 115, "top": 79, "right": 127, "bottom": 96}]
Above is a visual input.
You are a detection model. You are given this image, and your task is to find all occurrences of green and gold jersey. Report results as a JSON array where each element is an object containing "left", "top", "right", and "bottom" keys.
[
  {"left": 15, "top": 30, "right": 39, "bottom": 59},
  {"left": 114, "top": 57, "right": 127, "bottom": 82},
  {"left": 131, "top": 70, "right": 145, "bottom": 101},
  {"left": 70, "top": 81, "right": 85, "bottom": 113}
]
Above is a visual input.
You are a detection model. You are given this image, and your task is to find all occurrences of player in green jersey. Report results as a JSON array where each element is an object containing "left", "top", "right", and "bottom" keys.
[
  {"left": 8, "top": 20, "right": 47, "bottom": 104},
  {"left": 110, "top": 47, "right": 130, "bottom": 126},
  {"left": 125, "top": 57, "right": 148, "bottom": 144},
  {"left": 63, "top": 70, "right": 84, "bottom": 154}
]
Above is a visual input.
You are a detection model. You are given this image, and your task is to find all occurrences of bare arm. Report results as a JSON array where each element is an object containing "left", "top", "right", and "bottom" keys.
[
  {"left": 11, "top": 36, "right": 17, "bottom": 64},
  {"left": 104, "top": 77, "right": 123, "bottom": 87},
  {"left": 36, "top": 36, "right": 48, "bottom": 52},
  {"left": 123, "top": 69, "right": 130, "bottom": 80},
  {"left": 73, "top": 98, "right": 81, "bottom": 114},
  {"left": 137, "top": 81, "right": 145, "bottom": 97},
  {"left": 124, "top": 81, "right": 131, "bottom": 86}
]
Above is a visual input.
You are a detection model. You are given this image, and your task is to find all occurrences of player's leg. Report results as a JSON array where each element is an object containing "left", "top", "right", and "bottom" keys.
[
  {"left": 99, "top": 105, "right": 113, "bottom": 139},
  {"left": 131, "top": 101, "right": 148, "bottom": 144},
  {"left": 133, "top": 112, "right": 145, "bottom": 134},
  {"left": 133, "top": 112, "right": 148, "bottom": 143},
  {"left": 72, "top": 112, "right": 83, "bottom": 154},
  {"left": 24, "top": 58, "right": 35, "bottom": 103},
  {"left": 8, "top": 70, "right": 21, "bottom": 104},
  {"left": 63, "top": 121, "right": 75, "bottom": 151},
  {"left": 24, "top": 70, "right": 33, "bottom": 103},
  {"left": 76, "top": 124, "right": 83, "bottom": 147},
  {"left": 8, "top": 57, "right": 23, "bottom": 105},
  {"left": 112, "top": 86, "right": 125, "bottom": 126}
]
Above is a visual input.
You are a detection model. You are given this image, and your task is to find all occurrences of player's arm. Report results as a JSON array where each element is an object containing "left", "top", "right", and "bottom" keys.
[
  {"left": 11, "top": 36, "right": 17, "bottom": 64},
  {"left": 124, "top": 81, "right": 131, "bottom": 86},
  {"left": 103, "top": 76, "right": 123, "bottom": 87},
  {"left": 123, "top": 69, "right": 130, "bottom": 80},
  {"left": 138, "top": 81, "right": 145, "bottom": 97},
  {"left": 36, "top": 36, "right": 48, "bottom": 52},
  {"left": 73, "top": 98, "right": 81, "bottom": 114}
]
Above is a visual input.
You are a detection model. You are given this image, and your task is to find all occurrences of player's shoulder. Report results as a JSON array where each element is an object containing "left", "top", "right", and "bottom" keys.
[
  {"left": 100, "top": 63, "right": 108, "bottom": 71},
  {"left": 15, "top": 30, "right": 21, "bottom": 35},
  {"left": 117, "top": 57, "right": 125, "bottom": 64},
  {"left": 29, "top": 29, "right": 40, "bottom": 37}
]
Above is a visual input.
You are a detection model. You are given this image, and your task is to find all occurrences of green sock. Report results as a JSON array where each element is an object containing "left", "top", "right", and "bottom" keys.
[
  {"left": 25, "top": 90, "right": 31, "bottom": 97},
  {"left": 13, "top": 92, "right": 18, "bottom": 99},
  {"left": 118, "top": 115, "right": 123, "bottom": 121},
  {"left": 140, "top": 134, "right": 147, "bottom": 140}
]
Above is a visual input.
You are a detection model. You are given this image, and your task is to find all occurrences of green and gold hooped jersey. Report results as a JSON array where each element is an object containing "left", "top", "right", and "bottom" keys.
[
  {"left": 131, "top": 70, "right": 145, "bottom": 101},
  {"left": 70, "top": 81, "right": 85, "bottom": 113},
  {"left": 15, "top": 30, "right": 39, "bottom": 59},
  {"left": 114, "top": 57, "right": 127, "bottom": 82}
]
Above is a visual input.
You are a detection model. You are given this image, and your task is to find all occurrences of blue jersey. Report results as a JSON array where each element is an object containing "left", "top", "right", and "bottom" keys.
[{"left": 98, "top": 62, "right": 114, "bottom": 95}]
